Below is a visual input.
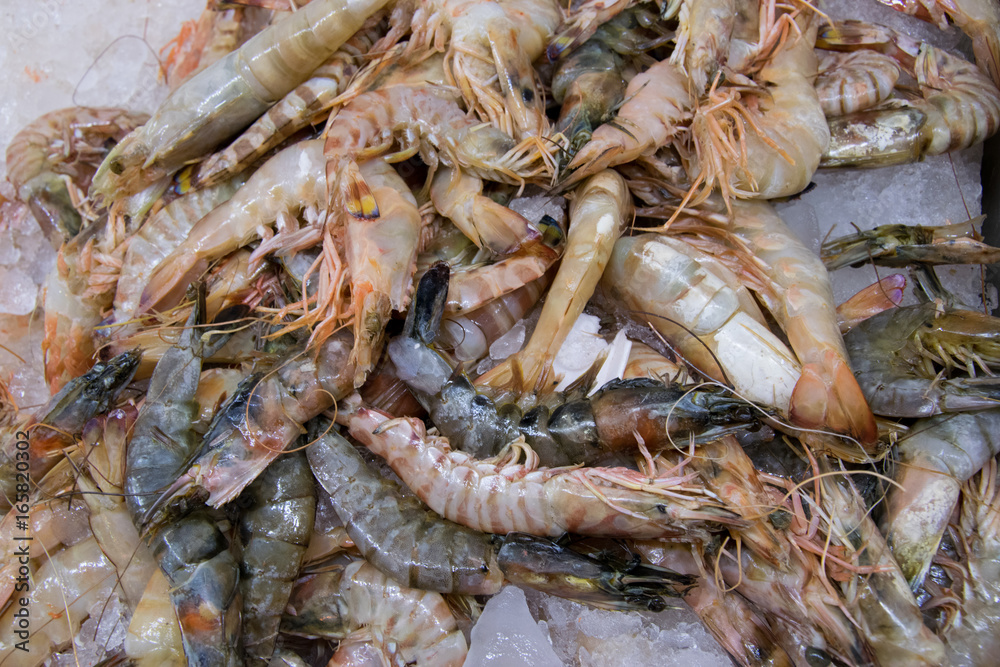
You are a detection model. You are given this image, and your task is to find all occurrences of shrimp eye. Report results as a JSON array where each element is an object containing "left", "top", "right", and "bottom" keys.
[
  {"left": 109, "top": 160, "right": 124, "bottom": 175},
  {"left": 521, "top": 87, "right": 534, "bottom": 103}
]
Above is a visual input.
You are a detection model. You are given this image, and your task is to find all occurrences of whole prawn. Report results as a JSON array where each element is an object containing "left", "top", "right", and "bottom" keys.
[
  {"left": 123, "top": 291, "right": 241, "bottom": 666},
  {"left": 346, "top": 159, "right": 422, "bottom": 385},
  {"left": 562, "top": 58, "right": 694, "bottom": 185},
  {"left": 727, "top": 199, "right": 878, "bottom": 447},
  {"left": 818, "top": 21, "right": 1000, "bottom": 167},
  {"left": 347, "top": 404, "right": 745, "bottom": 540},
  {"left": 91, "top": 0, "right": 391, "bottom": 202},
  {"left": 5, "top": 107, "right": 147, "bottom": 243}
]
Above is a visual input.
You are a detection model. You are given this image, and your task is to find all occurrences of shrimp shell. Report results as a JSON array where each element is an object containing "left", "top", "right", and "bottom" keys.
[{"left": 347, "top": 405, "right": 744, "bottom": 540}]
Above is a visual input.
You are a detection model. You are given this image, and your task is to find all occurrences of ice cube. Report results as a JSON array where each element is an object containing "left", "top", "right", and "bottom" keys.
[{"left": 464, "top": 586, "right": 564, "bottom": 667}]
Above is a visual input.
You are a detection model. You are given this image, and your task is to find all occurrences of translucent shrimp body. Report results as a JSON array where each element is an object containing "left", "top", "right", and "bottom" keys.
[
  {"left": 139, "top": 139, "right": 326, "bottom": 315},
  {"left": 284, "top": 560, "right": 469, "bottom": 666},
  {"left": 347, "top": 159, "right": 422, "bottom": 384},
  {"left": 883, "top": 408, "right": 1000, "bottom": 589},
  {"left": 729, "top": 200, "right": 877, "bottom": 446},
  {"left": 670, "top": 0, "right": 737, "bottom": 95},
  {"left": 91, "top": 0, "right": 390, "bottom": 200},
  {"left": 564, "top": 59, "right": 694, "bottom": 184},
  {"left": 602, "top": 233, "right": 802, "bottom": 414},
  {"left": 348, "top": 405, "right": 744, "bottom": 540}
]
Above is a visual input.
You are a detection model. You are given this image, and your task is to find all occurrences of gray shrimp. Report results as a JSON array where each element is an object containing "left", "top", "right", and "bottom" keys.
[
  {"left": 238, "top": 450, "right": 316, "bottom": 666},
  {"left": 0, "top": 348, "right": 140, "bottom": 510},
  {"left": 124, "top": 289, "right": 241, "bottom": 666},
  {"left": 306, "top": 419, "right": 504, "bottom": 595},
  {"left": 151, "top": 330, "right": 356, "bottom": 518},
  {"left": 91, "top": 0, "right": 392, "bottom": 203},
  {"left": 844, "top": 302, "right": 1000, "bottom": 418},
  {"left": 389, "top": 262, "right": 762, "bottom": 466}
]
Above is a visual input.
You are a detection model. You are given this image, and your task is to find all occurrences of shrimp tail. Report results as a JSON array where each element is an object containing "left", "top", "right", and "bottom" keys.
[
  {"left": 836, "top": 274, "right": 906, "bottom": 334},
  {"left": 473, "top": 195, "right": 541, "bottom": 253},
  {"left": 344, "top": 159, "right": 379, "bottom": 219},
  {"left": 790, "top": 351, "right": 877, "bottom": 444}
]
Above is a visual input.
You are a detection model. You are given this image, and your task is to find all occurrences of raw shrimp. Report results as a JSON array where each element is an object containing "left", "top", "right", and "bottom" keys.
[
  {"left": 239, "top": 451, "right": 315, "bottom": 665},
  {"left": 477, "top": 170, "right": 630, "bottom": 399},
  {"left": 281, "top": 559, "right": 468, "bottom": 666},
  {"left": 323, "top": 84, "right": 552, "bottom": 221},
  {"left": 727, "top": 199, "right": 878, "bottom": 447},
  {"left": 685, "top": 436, "right": 790, "bottom": 568},
  {"left": 306, "top": 421, "right": 504, "bottom": 594},
  {"left": 40, "top": 216, "right": 122, "bottom": 391},
  {"left": 562, "top": 58, "right": 694, "bottom": 185},
  {"left": 90, "top": 0, "right": 391, "bottom": 201},
  {"left": 0, "top": 537, "right": 120, "bottom": 666},
  {"left": 436, "top": 269, "right": 551, "bottom": 363},
  {"left": 139, "top": 138, "right": 326, "bottom": 315},
  {"left": 403, "top": 0, "right": 562, "bottom": 139},
  {"left": 875, "top": 0, "right": 1000, "bottom": 87},
  {"left": 112, "top": 174, "right": 247, "bottom": 330},
  {"left": 547, "top": 0, "right": 674, "bottom": 61},
  {"left": 716, "top": 541, "right": 874, "bottom": 666},
  {"left": 689, "top": 11, "right": 829, "bottom": 202},
  {"left": 601, "top": 233, "right": 802, "bottom": 415},
  {"left": 821, "top": 215, "right": 1000, "bottom": 269},
  {"left": 123, "top": 292, "right": 241, "bottom": 666},
  {"left": 551, "top": 3, "right": 672, "bottom": 156},
  {"left": 816, "top": 460, "right": 947, "bottom": 666},
  {"left": 844, "top": 302, "right": 1000, "bottom": 418},
  {"left": 76, "top": 408, "right": 160, "bottom": 612},
  {"left": 496, "top": 533, "right": 695, "bottom": 611},
  {"left": 429, "top": 166, "right": 543, "bottom": 255},
  {"left": 389, "top": 263, "right": 762, "bottom": 465},
  {"left": 5, "top": 107, "right": 147, "bottom": 243},
  {"left": 818, "top": 21, "right": 1000, "bottom": 167},
  {"left": 634, "top": 541, "right": 795, "bottom": 667},
  {"left": 0, "top": 348, "right": 139, "bottom": 510},
  {"left": 945, "top": 456, "right": 1000, "bottom": 664},
  {"left": 347, "top": 405, "right": 745, "bottom": 540},
  {"left": 815, "top": 49, "right": 901, "bottom": 116},
  {"left": 154, "top": 330, "right": 356, "bottom": 512},
  {"left": 882, "top": 409, "right": 1000, "bottom": 588},
  {"left": 346, "top": 159, "right": 422, "bottom": 385},
  {"left": 669, "top": 0, "right": 737, "bottom": 95},
  {"left": 190, "top": 15, "right": 387, "bottom": 189}
]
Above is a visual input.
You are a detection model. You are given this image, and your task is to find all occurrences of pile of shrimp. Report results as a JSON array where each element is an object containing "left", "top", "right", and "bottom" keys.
[{"left": 3, "top": 0, "right": 1000, "bottom": 664}]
